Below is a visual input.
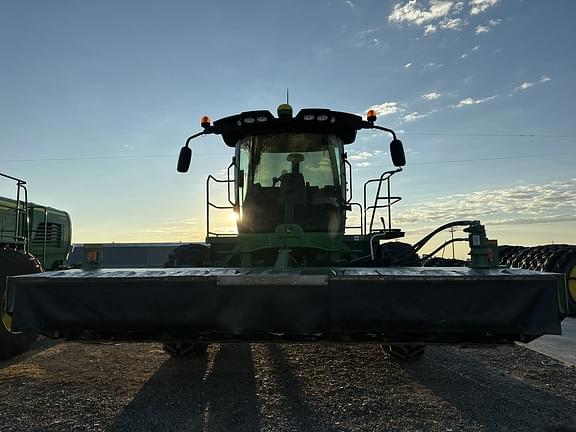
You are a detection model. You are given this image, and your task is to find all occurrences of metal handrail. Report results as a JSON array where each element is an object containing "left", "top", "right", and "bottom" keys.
[
  {"left": 0, "top": 172, "right": 30, "bottom": 250},
  {"left": 346, "top": 202, "right": 364, "bottom": 234},
  {"left": 206, "top": 174, "right": 236, "bottom": 238},
  {"left": 362, "top": 168, "right": 402, "bottom": 235}
]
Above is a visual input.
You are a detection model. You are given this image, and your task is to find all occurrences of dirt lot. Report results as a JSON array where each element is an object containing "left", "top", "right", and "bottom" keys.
[{"left": 0, "top": 340, "right": 575, "bottom": 431}]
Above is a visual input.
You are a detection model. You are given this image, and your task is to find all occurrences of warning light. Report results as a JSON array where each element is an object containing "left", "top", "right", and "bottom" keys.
[
  {"left": 367, "top": 109, "right": 377, "bottom": 123},
  {"left": 201, "top": 116, "right": 211, "bottom": 128}
]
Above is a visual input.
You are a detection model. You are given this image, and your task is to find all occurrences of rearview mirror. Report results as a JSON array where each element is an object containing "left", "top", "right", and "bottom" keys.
[
  {"left": 177, "top": 146, "right": 192, "bottom": 172},
  {"left": 390, "top": 139, "right": 406, "bottom": 167}
]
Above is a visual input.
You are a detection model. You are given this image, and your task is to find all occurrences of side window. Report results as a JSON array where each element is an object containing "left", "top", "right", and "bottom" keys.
[{"left": 239, "top": 146, "right": 250, "bottom": 203}]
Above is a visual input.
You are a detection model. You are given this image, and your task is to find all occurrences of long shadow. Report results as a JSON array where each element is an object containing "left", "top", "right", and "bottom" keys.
[
  {"left": 204, "top": 344, "right": 261, "bottom": 431},
  {"left": 0, "top": 337, "right": 59, "bottom": 370},
  {"left": 265, "top": 344, "right": 334, "bottom": 432},
  {"left": 107, "top": 344, "right": 261, "bottom": 432},
  {"left": 404, "top": 347, "right": 576, "bottom": 431}
]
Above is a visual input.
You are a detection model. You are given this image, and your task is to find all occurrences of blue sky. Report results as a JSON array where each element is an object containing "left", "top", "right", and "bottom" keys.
[{"left": 1, "top": 0, "right": 575, "bottom": 253}]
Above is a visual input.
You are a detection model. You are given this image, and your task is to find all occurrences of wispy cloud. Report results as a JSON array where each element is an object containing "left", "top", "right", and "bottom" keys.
[
  {"left": 469, "top": 0, "right": 500, "bottom": 15},
  {"left": 440, "top": 17, "right": 467, "bottom": 30},
  {"left": 348, "top": 150, "right": 384, "bottom": 167},
  {"left": 366, "top": 102, "right": 404, "bottom": 116},
  {"left": 453, "top": 95, "right": 498, "bottom": 107},
  {"left": 424, "top": 24, "right": 437, "bottom": 34},
  {"left": 403, "top": 111, "right": 433, "bottom": 122},
  {"left": 513, "top": 75, "right": 552, "bottom": 92},
  {"left": 515, "top": 82, "right": 534, "bottom": 91},
  {"left": 404, "top": 62, "right": 413, "bottom": 68},
  {"left": 395, "top": 179, "right": 576, "bottom": 227},
  {"left": 344, "top": 0, "right": 356, "bottom": 8},
  {"left": 389, "top": 0, "right": 455, "bottom": 26},
  {"left": 475, "top": 25, "right": 490, "bottom": 34},
  {"left": 421, "top": 92, "right": 442, "bottom": 100},
  {"left": 353, "top": 27, "right": 385, "bottom": 47}
]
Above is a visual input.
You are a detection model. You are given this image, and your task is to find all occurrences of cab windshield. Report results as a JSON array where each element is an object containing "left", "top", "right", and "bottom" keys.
[
  {"left": 238, "top": 133, "right": 342, "bottom": 191},
  {"left": 236, "top": 133, "right": 345, "bottom": 233}
]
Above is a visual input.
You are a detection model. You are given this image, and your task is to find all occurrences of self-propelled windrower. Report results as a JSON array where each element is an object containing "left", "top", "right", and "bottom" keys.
[{"left": 5, "top": 104, "right": 564, "bottom": 359}]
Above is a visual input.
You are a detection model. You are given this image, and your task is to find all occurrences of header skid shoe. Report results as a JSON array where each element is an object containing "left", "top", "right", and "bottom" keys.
[{"left": 7, "top": 266, "right": 562, "bottom": 343}]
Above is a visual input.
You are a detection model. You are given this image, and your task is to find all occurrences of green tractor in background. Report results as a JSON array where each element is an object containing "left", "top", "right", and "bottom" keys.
[{"left": 0, "top": 172, "right": 72, "bottom": 360}]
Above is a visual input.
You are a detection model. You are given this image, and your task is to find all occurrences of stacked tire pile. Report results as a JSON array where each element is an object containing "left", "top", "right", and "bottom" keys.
[{"left": 499, "top": 244, "right": 576, "bottom": 317}]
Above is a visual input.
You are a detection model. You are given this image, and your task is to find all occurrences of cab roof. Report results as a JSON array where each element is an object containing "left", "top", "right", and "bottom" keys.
[{"left": 209, "top": 108, "right": 369, "bottom": 147}]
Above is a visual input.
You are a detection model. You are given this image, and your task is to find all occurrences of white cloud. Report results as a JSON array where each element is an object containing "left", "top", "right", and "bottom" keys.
[
  {"left": 472, "top": 45, "right": 480, "bottom": 51},
  {"left": 515, "top": 82, "right": 534, "bottom": 91},
  {"left": 454, "top": 95, "right": 498, "bottom": 107},
  {"left": 424, "top": 62, "right": 444, "bottom": 70},
  {"left": 394, "top": 179, "right": 576, "bottom": 228},
  {"left": 388, "top": 0, "right": 455, "bottom": 26},
  {"left": 513, "top": 76, "right": 551, "bottom": 91},
  {"left": 366, "top": 102, "right": 404, "bottom": 116},
  {"left": 404, "top": 62, "right": 413, "bottom": 68},
  {"left": 403, "top": 111, "right": 431, "bottom": 122},
  {"left": 344, "top": 0, "right": 356, "bottom": 8},
  {"left": 488, "top": 18, "right": 502, "bottom": 26},
  {"left": 440, "top": 17, "right": 467, "bottom": 30},
  {"left": 469, "top": 0, "right": 500, "bottom": 15},
  {"left": 424, "top": 24, "right": 437, "bottom": 34},
  {"left": 421, "top": 92, "right": 442, "bottom": 100},
  {"left": 475, "top": 25, "right": 490, "bottom": 34}
]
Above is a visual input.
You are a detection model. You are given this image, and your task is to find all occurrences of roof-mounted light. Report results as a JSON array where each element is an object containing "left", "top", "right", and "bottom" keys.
[
  {"left": 303, "top": 114, "right": 315, "bottom": 121},
  {"left": 367, "top": 109, "right": 377, "bottom": 123},
  {"left": 256, "top": 116, "right": 268, "bottom": 123},
  {"left": 200, "top": 115, "right": 211, "bottom": 128},
  {"left": 317, "top": 114, "right": 329, "bottom": 121},
  {"left": 243, "top": 117, "right": 256, "bottom": 124}
]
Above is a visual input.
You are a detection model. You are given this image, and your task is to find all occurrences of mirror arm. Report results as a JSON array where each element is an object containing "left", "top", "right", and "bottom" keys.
[
  {"left": 185, "top": 128, "right": 213, "bottom": 147},
  {"left": 369, "top": 125, "right": 397, "bottom": 141}
]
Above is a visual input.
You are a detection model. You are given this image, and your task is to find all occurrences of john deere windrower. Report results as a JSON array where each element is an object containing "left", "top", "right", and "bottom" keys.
[{"left": 5, "top": 105, "right": 564, "bottom": 359}]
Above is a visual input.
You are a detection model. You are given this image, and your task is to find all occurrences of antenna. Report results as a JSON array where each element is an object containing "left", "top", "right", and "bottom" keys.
[{"left": 286, "top": 88, "right": 289, "bottom": 105}]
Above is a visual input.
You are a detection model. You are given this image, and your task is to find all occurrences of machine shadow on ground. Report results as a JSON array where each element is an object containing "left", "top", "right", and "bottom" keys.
[
  {"left": 106, "top": 344, "right": 262, "bottom": 432},
  {"left": 0, "top": 337, "right": 59, "bottom": 371},
  {"left": 404, "top": 347, "right": 576, "bottom": 431}
]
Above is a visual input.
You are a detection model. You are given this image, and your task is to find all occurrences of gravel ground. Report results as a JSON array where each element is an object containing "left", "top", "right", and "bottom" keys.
[{"left": 0, "top": 340, "right": 575, "bottom": 432}]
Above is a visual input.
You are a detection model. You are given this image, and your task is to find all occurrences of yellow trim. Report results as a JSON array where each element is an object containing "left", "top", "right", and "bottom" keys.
[{"left": 568, "top": 264, "right": 576, "bottom": 303}]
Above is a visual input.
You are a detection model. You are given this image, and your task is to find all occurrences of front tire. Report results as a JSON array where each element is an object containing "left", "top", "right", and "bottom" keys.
[{"left": 1, "top": 248, "right": 43, "bottom": 361}]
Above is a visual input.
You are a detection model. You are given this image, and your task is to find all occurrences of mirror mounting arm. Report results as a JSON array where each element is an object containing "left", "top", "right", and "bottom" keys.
[
  {"left": 369, "top": 125, "right": 397, "bottom": 141},
  {"left": 177, "top": 128, "right": 214, "bottom": 173}
]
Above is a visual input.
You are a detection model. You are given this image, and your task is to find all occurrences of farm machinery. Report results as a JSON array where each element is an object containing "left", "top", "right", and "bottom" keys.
[
  {"left": 0, "top": 172, "right": 72, "bottom": 359},
  {"left": 3, "top": 105, "right": 565, "bottom": 359}
]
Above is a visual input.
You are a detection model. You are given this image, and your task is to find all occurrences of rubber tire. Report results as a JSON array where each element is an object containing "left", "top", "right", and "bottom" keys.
[
  {"left": 165, "top": 244, "right": 210, "bottom": 268},
  {"left": 498, "top": 245, "right": 527, "bottom": 265},
  {"left": 423, "top": 257, "right": 467, "bottom": 267},
  {"left": 162, "top": 342, "right": 208, "bottom": 357},
  {"left": 501, "top": 244, "right": 576, "bottom": 316},
  {"left": 383, "top": 344, "right": 426, "bottom": 360},
  {"left": 377, "top": 242, "right": 421, "bottom": 266},
  {"left": 0, "top": 248, "right": 43, "bottom": 361}
]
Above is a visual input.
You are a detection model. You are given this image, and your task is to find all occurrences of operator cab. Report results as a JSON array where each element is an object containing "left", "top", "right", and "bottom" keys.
[{"left": 236, "top": 132, "right": 345, "bottom": 233}]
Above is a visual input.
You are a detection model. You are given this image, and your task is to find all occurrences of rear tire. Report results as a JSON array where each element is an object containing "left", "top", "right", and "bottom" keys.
[
  {"left": 377, "top": 242, "right": 420, "bottom": 266},
  {"left": 422, "top": 257, "right": 467, "bottom": 267},
  {"left": 500, "top": 244, "right": 576, "bottom": 316},
  {"left": 383, "top": 344, "right": 425, "bottom": 360},
  {"left": 0, "top": 248, "right": 43, "bottom": 361},
  {"left": 165, "top": 244, "right": 210, "bottom": 267},
  {"left": 162, "top": 342, "right": 208, "bottom": 357}
]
